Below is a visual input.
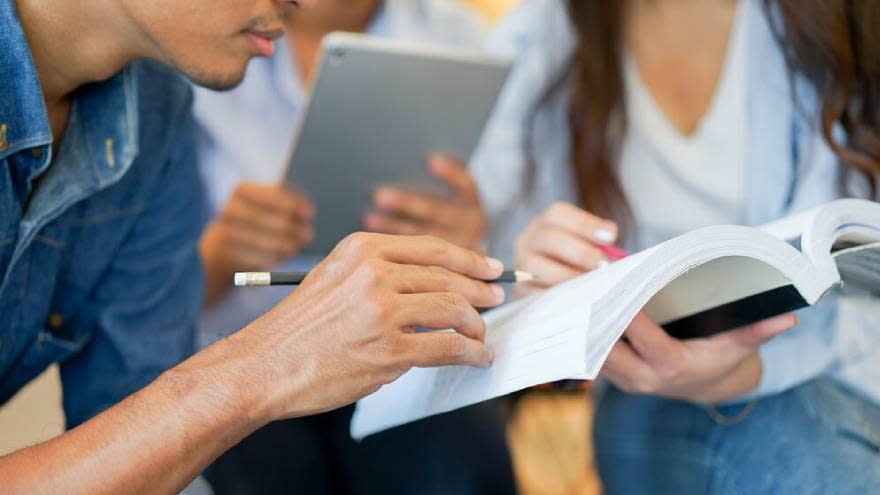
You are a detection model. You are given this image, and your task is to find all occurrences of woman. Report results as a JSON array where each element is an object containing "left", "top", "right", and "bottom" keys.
[{"left": 473, "top": 0, "right": 880, "bottom": 492}]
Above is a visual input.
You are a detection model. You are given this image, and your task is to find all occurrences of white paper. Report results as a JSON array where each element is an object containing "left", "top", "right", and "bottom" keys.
[{"left": 350, "top": 245, "right": 650, "bottom": 439}]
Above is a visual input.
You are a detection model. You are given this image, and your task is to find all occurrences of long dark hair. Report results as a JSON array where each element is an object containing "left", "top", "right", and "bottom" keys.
[{"left": 561, "top": 0, "right": 880, "bottom": 231}]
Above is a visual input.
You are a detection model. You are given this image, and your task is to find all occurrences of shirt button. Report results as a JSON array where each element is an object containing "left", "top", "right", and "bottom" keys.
[
  {"left": 32, "top": 147, "right": 43, "bottom": 159},
  {"left": 47, "top": 313, "right": 63, "bottom": 329},
  {"left": 0, "top": 123, "right": 8, "bottom": 153}
]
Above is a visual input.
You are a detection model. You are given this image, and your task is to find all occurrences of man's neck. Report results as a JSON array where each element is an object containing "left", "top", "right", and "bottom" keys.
[{"left": 15, "top": 0, "right": 146, "bottom": 109}]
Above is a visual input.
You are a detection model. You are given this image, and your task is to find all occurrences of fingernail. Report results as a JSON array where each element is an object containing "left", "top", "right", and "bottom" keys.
[
  {"left": 486, "top": 257, "right": 504, "bottom": 275},
  {"left": 487, "top": 348, "right": 496, "bottom": 365},
  {"left": 594, "top": 228, "right": 616, "bottom": 244},
  {"left": 596, "top": 259, "right": 610, "bottom": 269},
  {"left": 491, "top": 284, "right": 506, "bottom": 303}
]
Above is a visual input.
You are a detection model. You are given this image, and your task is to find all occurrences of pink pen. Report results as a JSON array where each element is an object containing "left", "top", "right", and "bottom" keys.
[{"left": 597, "top": 243, "right": 629, "bottom": 261}]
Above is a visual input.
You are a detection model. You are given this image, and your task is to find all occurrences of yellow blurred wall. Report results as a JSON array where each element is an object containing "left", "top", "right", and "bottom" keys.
[{"left": 468, "top": 0, "right": 521, "bottom": 23}]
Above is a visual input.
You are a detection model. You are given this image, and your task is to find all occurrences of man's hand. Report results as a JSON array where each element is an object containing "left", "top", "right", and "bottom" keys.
[
  {"left": 365, "top": 155, "right": 487, "bottom": 250},
  {"left": 0, "top": 233, "right": 505, "bottom": 495},
  {"left": 600, "top": 312, "right": 799, "bottom": 403},
  {"left": 231, "top": 232, "right": 506, "bottom": 420},
  {"left": 200, "top": 181, "right": 314, "bottom": 306}
]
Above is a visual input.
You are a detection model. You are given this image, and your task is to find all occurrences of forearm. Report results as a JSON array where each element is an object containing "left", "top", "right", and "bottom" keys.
[{"left": 0, "top": 339, "right": 268, "bottom": 495}]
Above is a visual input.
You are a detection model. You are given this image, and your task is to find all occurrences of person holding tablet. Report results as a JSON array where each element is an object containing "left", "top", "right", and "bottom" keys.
[
  {"left": 193, "top": 1, "right": 515, "bottom": 494},
  {"left": 473, "top": 0, "right": 880, "bottom": 492}
]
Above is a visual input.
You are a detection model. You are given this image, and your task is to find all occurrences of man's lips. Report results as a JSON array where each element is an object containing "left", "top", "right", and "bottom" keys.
[{"left": 243, "top": 28, "right": 285, "bottom": 57}]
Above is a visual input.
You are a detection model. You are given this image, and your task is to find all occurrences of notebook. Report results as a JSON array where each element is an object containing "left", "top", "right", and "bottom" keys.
[{"left": 350, "top": 198, "right": 880, "bottom": 438}]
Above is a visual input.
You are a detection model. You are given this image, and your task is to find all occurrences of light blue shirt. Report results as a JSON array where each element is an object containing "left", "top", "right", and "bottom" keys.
[
  {"left": 472, "top": 0, "right": 880, "bottom": 403},
  {"left": 193, "top": 0, "right": 486, "bottom": 346}
]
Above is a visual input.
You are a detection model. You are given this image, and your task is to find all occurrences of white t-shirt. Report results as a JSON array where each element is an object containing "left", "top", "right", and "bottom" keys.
[{"left": 618, "top": 1, "right": 748, "bottom": 248}]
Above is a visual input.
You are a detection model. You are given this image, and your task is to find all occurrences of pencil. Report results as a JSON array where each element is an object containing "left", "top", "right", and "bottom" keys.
[{"left": 234, "top": 270, "right": 535, "bottom": 287}]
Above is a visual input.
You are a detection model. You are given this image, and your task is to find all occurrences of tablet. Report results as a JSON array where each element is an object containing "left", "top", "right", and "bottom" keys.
[{"left": 284, "top": 32, "right": 512, "bottom": 255}]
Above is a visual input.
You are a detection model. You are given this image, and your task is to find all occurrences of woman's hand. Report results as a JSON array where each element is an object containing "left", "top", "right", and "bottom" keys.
[
  {"left": 365, "top": 155, "right": 487, "bottom": 250},
  {"left": 515, "top": 202, "right": 619, "bottom": 293},
  {"left": 601, "top": 312, "right": 799, "bottom": 404},
  {"left": 200, "top": 181, "right": 314, "bottom": 306}
]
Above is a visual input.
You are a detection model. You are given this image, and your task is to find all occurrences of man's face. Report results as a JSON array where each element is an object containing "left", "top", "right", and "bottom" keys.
[{"left": 122, "top": 0, "right": 311, "bottom": 90}]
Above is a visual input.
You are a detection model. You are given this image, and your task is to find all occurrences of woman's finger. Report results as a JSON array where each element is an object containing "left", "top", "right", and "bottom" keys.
[
  {"left": 540, "top": 202, "right": 618, "bottom": 245},
  {"left": 372, "top": 187, "right": 464, "bottom": 227},
  {"left": 623, "top": 312, "right": 683, "bottom": 365},
  {"left": 711, "top": 313, "right": 799, "bottom": 352},
  {"left": 600, "top": 340, "right": 657, "bottom": 394},
  {"left": 527, "top": 227, "right": 608, "bottom": 271},
  {"left": 519, "top": 254, "right": 584, "bottom": 287},
  {"left": 364, "top": 212, "right": 425, "bottom": 235}
]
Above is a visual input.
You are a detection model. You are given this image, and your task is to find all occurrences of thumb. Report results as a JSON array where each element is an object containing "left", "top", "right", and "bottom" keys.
[
  {"left": 715, "top": 313, "right": 799, "bottom": 351},
  {"left": 429, "top": 155, "right": 477, "bottom": 200}
]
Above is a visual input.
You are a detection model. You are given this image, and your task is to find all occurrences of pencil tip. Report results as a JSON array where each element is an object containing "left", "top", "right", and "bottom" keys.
[{"left": 515, "top": 270, "right": 535, "bottom": 282}]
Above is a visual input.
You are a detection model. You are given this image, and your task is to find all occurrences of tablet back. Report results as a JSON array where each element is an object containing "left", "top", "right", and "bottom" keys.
[{"left": 285, "top": 32, "right": 511, "bottom": 255}]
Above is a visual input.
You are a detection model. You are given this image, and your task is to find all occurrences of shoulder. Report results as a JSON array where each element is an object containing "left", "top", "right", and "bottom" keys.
[
  {"left": 381, "top": 0, "right": 487, "bottom": 47},
  {"left": 480, "top": 0, "right": 576, "bottom": 127},
  {"left": 487, "top": 0, "right": 574, "bottom": 58}
]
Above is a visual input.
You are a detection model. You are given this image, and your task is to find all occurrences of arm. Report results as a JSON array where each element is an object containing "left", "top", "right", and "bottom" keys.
[
  {"left": 2, "top": 233, "right": 507, "bottom": 494},
  {"left": 0, "top": 340, "right": 268, "bottom": 495}
]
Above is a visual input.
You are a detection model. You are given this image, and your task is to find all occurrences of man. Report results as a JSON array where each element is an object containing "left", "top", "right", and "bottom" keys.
[
  {"left": 0, "top": 0, "right": 506, "bottom": 492},
  {"left": 192, "top": 1, "right": 514, "bottom": 492}
]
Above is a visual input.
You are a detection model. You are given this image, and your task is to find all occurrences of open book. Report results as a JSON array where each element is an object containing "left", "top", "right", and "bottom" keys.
[{"left": 351, "top": 199, "right": 880, "bottom": 439}]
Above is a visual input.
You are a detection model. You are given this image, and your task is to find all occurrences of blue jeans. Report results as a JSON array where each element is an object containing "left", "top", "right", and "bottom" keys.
[{"left": 594, "top": 380, "right": 880, "bottom": 494}]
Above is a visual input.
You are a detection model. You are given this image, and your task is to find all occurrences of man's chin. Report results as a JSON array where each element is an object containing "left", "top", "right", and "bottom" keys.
[
  {"left": 187, "top": 70, "right": 247, "bottom": 92},
  {"left": 181, "top": 60, "right": 249, "bottom": 92}
]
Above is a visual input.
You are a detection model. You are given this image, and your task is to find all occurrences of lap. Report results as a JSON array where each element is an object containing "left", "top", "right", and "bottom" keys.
[
  {"left": 593, "top": 380, "right": 880, "bottom": 494},
  {"left": 205, "top": 400, "right": 516, "bottom": 495}
]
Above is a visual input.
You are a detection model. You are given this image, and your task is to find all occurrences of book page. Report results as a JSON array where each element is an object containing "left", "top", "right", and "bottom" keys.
[
  {"left": 350, "top": 252, "right": 647, "bottom": 439},
  {"left": 759, "top": 206, "right": 821, "bottom": 242}
]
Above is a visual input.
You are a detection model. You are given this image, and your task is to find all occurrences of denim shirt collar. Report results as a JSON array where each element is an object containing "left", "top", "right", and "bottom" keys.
[
  {"left": 0, "top": 0, "right": 139, "bottom": 189},
  {"left": 0, "top": 0, "right": 51, "bottom": 160}
]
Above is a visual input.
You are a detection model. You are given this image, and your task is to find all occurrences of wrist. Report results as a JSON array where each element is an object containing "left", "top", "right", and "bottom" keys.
[
  {"left": 159, "top": 337, "right": 274, "bottom": 436},
  {"left": 698, "top": 354, "right": 763, "bottom": 404}
]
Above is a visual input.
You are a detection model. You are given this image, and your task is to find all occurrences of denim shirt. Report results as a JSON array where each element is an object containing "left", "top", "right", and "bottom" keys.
[{"left": 0, "top": 0, "right": 205, "bottom": 427}]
